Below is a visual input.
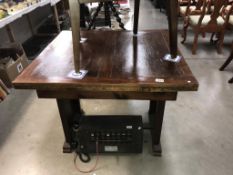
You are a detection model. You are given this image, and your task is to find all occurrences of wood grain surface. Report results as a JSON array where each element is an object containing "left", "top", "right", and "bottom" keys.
[{"left": 13, "top": 30, "right": 198, "bottom": 92}]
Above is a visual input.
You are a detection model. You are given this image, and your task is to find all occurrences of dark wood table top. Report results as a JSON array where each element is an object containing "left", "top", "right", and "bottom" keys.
[{"left": 13, "top": 30, "right": 198, "bottom": 92}]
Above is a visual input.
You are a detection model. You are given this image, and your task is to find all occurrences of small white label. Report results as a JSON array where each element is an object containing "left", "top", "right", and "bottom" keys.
[
  {"left": 126, "top": 125, "right": 133, "bottom": 129},
  {"left": 17, "top": 63, "right": 23, "bottom": 73},
  {"left": 155, "top": 78, "right": 164, "bottom": 83},
  {"left": 104, "top": 146, "right": 118, "bottom": 152},
  {"left": 80, "top": 38, "right": 87, "bottom": 43}
]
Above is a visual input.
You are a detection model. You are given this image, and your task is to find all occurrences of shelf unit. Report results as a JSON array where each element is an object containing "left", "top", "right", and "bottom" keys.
[{"left": 0, "top": 0, "right": 62, "bottom": 42}]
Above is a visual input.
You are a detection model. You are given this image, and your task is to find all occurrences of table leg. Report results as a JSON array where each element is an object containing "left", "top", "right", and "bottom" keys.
[
  {"left": 56, "top": 99, "right": 82, "bottom": 153},
  {"left": 148, "top": 100, "right": 166, "bottom": 156},
  {"left": 149, "top": 100, "right": 157, "bottom": 114}
]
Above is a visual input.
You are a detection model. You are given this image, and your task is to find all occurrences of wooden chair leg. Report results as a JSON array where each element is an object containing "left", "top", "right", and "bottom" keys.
[
  {"left": 192, "top": 32, "right": 199, "bottom": 54},
  {"left": 229, "top": 77, "right": 233, "bottom": 83},
  {"left": 202, "top": 32, "right": 206, "bottom": 38},
  {"left": 181, "top": 19, "right": 189, "bottom": 44},
  {"left": 219, "top": 52, "right": 233, "bottom": 71},
  {"left": 217, "top": 32, "right": 224, "bottom": 54},
  {"left": 210, "top": 32, "right": 215, "bottom": 43}
]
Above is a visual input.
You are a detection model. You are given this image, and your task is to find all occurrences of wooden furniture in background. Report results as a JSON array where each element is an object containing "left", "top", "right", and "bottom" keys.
[
  {"left": 222, "top": 1, "right": 233, "bottom": 28},
  {"left": 0, "top": 79, "right": 9, "bottom": 102},
  {"left": 179, "top": 0, "right": 207, "bottom": 40},
  {"left": 179, "top": 0, "right": 204, "bottom": 17},
  {"left": 179, "top": 0, "right": 190, "bottom": 5},
  {"left": 219, "top": 42, "right": 233, "bottom": 83},
  {"left": 209, "top": 0, "right": 233, "bottom": 43},
  {"left": 181, "top": 0, "right": 231, "bottom": 54}
]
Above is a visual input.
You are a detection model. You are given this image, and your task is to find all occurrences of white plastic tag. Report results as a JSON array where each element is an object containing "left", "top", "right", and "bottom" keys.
[
  {"left": 17, "top": 63, "right": 23, "bottom": 73},
  {"left": 155, "top": 78, "right": 165, "bottom": 83}
]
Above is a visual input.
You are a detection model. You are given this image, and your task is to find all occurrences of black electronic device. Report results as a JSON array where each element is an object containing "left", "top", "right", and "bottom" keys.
[{"left": 72, "top": 115, "right": 143, "bottom": 154}]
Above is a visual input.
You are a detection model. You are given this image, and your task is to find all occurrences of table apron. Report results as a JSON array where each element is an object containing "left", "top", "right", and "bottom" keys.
[{"left": 36, "top": 90, "right": 177, "bottom": 100}]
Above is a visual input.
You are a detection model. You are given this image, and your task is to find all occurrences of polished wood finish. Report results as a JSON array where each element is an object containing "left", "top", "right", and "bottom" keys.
[
  {"left": 37, "top": 90, "right": 177, "bottom": 100},
  {"left": 13, "top": 30, "right": 198, "bottom": 155},
  {"left": 13, "top": 30, "right": 198, "bottom": 92},
  {"left": 12, "top": 0, "right": 198, "bottom": 155}
]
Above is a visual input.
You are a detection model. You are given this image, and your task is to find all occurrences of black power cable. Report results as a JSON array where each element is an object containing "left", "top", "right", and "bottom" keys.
[
  {"left": 78, "top": 151, "right": 91, "bottom": 163},
  {"left": 74, "top": 141, "right": 99, "bottom": 173}
]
